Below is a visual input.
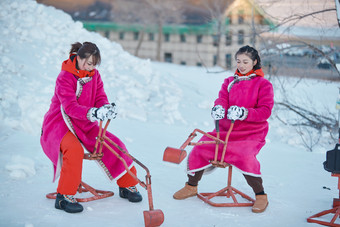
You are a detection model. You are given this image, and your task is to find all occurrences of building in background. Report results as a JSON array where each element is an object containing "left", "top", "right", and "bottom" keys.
[
  {"left": 37, "top": 0, "right": 340, "bottom": 79},
  {"left": 82, "top": 0, "right": 272, "bottom": 69}
]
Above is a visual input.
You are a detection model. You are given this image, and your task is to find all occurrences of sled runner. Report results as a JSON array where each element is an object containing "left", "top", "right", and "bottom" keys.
[
  {"left": 47, "top": 120, "right": 164, "bottom": 227},
  {"left": 163, "top": 120, "right": 254, "bottom": 207},
  {"left": 46, "top": 181, "right": 114, "bottom": 202}
]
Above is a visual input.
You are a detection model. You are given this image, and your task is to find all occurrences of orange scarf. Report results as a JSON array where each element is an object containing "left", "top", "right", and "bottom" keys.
[
  {"left": 235, "top": 68, "right": 264, "bottom": 77},
  {"left": 61, "top": 54, "right": 95, "bottom": 78}
]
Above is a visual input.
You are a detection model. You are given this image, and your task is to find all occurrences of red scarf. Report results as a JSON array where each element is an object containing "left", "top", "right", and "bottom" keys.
[
  {"left": 61, "top": 54, "right": 95, "bottom": 78},
  {"left": 235, "top": 68, "right": 264, "bottom": 77}
]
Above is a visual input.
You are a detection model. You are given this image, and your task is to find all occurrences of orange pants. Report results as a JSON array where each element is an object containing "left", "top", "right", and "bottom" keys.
[{"left": 57, "top": 131, "right": 138, "bottom": 195}]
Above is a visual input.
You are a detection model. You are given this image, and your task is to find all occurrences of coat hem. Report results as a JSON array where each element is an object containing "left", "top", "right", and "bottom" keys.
[
  {"left": 95, "top": 160, "right": 135, "bottom": 182},
  {"left": 187, "top": 164, "right": 261, "bottom": 177}
]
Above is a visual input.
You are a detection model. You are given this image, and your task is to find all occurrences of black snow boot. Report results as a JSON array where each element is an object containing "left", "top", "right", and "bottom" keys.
[
  {"left": 119, "top": 186, "right": 143, "bottom": 202},
  {"left": 55, "top": 193, "right": 83, "bottom": 213}
]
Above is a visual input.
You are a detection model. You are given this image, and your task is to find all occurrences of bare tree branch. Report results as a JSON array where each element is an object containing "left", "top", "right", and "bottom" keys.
[
  {"left": 276, "top": 101, "right": 337, "bottom": 131},
  {"left": 259, "top": 8, "right": 337, "bottom": 34},
  {"left": 297, "top": 40, "right": 340, "bottom": 77}
]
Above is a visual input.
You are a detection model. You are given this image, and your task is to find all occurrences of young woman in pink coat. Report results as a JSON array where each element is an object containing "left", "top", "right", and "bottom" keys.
[
  {"left": 173, "top": 45, "right": 274, "bottom": 213},
  {"left": 41, "top": 42, "right": 142, "bottom": 213}
]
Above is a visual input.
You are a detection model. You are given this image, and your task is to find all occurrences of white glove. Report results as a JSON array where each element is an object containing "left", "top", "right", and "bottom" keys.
[
  {"left": 211, "top": 105, "right": 225, "bottom": 120},
  {"left": 104, "top": 103, "right": 117, "bottom": 120},
  {"left": 88, "top": 103, "right": 117, "bottom": 122},
  {"left": 227, "top": 105, "right": 248, "bottom": 121}
]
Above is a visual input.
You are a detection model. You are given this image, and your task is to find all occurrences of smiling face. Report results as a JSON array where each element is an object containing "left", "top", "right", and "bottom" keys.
[
  {"left": 236, "top": 53, "right": 257, "bottom": 75},
  {"left": 77, "top": 55, "right": 95, "bottom": 72}
]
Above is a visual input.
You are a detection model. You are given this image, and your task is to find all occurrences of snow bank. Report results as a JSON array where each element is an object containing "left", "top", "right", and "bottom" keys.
[{"left": 0, "top": 0, "right": 184, "bottom": 137}]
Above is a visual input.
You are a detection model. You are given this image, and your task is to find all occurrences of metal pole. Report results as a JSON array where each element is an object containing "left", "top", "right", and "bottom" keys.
[{"left": 336, "top": 87, "right": 340, "bottom": 143}]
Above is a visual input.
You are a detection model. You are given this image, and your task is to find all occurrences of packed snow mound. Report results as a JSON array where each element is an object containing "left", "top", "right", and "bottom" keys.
[
  {"left": 0, "top": 0, "right": 185, "bottom": 136},
  {"left": 5, "top": 155, "right": 36, "bottom": 179}
]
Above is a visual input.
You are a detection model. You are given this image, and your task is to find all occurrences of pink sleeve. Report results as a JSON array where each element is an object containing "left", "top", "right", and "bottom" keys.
[
  {"left": 246, "top": 80, "right": 274, "bottom": 122},
  {"left": 55, "top": 73, "right": 91, "bottom": 121},
  {"left": 214, "top": 77, "right": 231, "bottom": 110}
]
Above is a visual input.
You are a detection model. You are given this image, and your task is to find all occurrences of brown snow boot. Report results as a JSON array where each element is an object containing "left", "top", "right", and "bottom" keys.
[
  {"left": 173, "top": 183, "right": 197, "bottom": 200},
  {"left": 252, "top": 194, "right": 268, "bottom": 213}
]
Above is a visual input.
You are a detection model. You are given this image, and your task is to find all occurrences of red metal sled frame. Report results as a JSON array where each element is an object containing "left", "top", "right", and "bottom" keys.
[
  {"left": 95, "top": 120, "right": 164, "bottom": 227},
  {"left": 46, "top": 120, "right": 164, "bottom": 226},
  {"left": 197, "top": 164, "right": 255, "bottom": 207},
  {"left": 45, "top": 121, "right": 114, "bottom": 202},
  {"left": 174, "top": 121, "right": 255, "bottom": 207},
  {"left": 46, "top": 180, "right": 114, "bottom": 202},
  {"left": 307, "top": 173, "right": 340, "bottom": 227}
]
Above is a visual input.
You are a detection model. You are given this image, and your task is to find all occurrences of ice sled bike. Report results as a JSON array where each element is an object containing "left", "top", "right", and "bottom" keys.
[
  {"left": 46, "top": 120, "right": 164, "bottom": 227},
  {"left": 163, "top": 120, "right": 255, "bottom": 207}
]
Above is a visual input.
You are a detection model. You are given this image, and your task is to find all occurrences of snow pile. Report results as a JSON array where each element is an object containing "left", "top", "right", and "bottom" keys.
[
  {"left": 0, "top": 0, "right": 184, "bottom": 136},
  {"left": 5, "top": 155, "right": 36, "bottom": 179}
]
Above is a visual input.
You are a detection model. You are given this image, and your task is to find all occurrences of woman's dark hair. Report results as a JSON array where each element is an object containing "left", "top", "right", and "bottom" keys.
[
  {"left": 235, "top": 45, "right": 261, "bottom": 70},
  {"left": 70, "top": 42, "right": 101, "bottom": 66}
]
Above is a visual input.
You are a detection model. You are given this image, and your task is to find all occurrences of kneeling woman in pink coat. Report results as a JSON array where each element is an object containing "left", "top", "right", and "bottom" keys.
[
  {"left": 41, "top": 42, "right": 142, "bottom": 213},
  {"left": 173, "top": 45, "right": 274, "bottom": 213}
]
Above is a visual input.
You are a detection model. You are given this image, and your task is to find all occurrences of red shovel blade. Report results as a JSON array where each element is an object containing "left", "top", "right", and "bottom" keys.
[
  {"left": 163, "top": 147, "right": 187, "bottom": 164},
  {"left": 143, "top": 209, "right": 164, "bottom": 227}
]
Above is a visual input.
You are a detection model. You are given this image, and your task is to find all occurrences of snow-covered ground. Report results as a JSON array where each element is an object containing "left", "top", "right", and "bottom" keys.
[{"left": 1, "top": 0, "right": 340, "bottom": 226}]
